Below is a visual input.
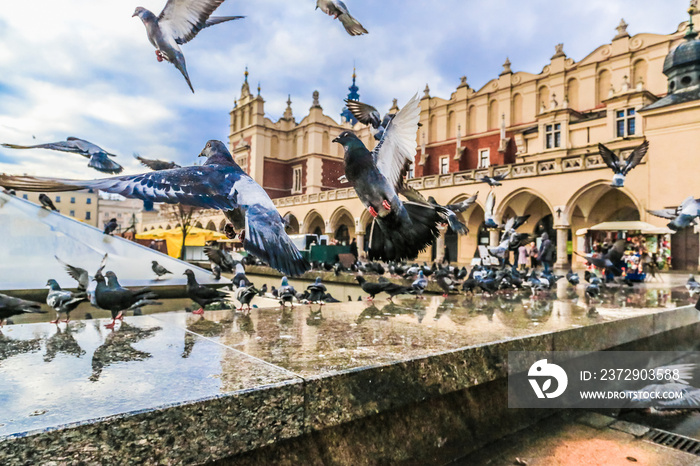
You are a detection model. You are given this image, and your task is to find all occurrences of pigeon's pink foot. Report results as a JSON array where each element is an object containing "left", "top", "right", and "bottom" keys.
[
  {"left": 155, "top": 50, "right": 164, "bottom": 62},
  {"left": 368, "top": 206, "right": 378, "bottom": 218},
  {"left": 104, "top": 320, "right": 116, "bottom": 329},
  {"left": 192, "top": 308, "right": 204, "bottom": 315},
  {"left": 50, "top": 319, "right": 59, "bottom": 324},
  {"left": 382, "top": 200, "right": 391, "bottom": 211},
  {"left": 442, "top": 293, "right": 448, "bottom": 298},
  {"left": 366, "top": 296, "right": 373, "bottom": 301},
  {"left": 115, "top": 311, "right": 124, "bottom": 321},
  {"left": 62, "top": 319, "right": 70, "bottom": 323}
]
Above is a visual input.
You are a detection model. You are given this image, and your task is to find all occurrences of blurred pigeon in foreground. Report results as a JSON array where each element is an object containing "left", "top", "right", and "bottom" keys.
[
  {"left": 316, "top": 0, "right": 368, "bottom": 36},
  {"left": 39, "top": 194, "right": 58, "bottom": 211},
  {"left": 648, "top": 195, "right": 700, "bottom": 231},
  {"left": 344, "top": 99, "right": 395, "bottom": 140},
  {"left": 184, "top": 269, "right": 227, "bottom": 314},
  {"left": 0, "top": 140, "right": 310, "bottom": 276},
  {"left": 135, "top": 154, "right": 181, "bottom": 171},
  {"left": 133, "top": 1, "right": 245, "bottom": 93},
  {"left": 598, "top": 140, "right": 649, "bottom": 188},
  {"left": 152, "top": 261, "right": 172, "bottom": 279},
  {"left": 46, "top": 279, "right": 87, "bottom": 324},
  {"left": 333, "top": 94, "right": 467, "bottom": 261},
  {"left": 2, "top": 138, "right": 123, "bottom": 174},
  {"left": 0, "top": 293, "right": 45, "bottom": 326}
]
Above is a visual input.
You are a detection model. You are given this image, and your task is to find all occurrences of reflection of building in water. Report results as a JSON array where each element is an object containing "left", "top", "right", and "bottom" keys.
[{"left": 139, "top": 6, "right": 700, "bottom": 270}]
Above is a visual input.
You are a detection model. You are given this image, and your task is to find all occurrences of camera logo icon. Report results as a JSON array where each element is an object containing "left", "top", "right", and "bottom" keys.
[{"left": 528, "top": 359, "right": 568, "bottom": 399}]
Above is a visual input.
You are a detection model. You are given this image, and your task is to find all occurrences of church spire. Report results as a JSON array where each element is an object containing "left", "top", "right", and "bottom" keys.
[{"left": 341, "top": 66, "right": 360, "bottom": 124}]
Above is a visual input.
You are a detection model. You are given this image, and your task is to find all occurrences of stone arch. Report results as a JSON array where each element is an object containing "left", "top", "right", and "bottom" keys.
[
  {"left": 429, "top": 115, "right": 438, "bottom": 142},
  {"left": 496, "top": 188, "right": 555, "bottom": 229},
  {"left": 302, "top": 131, "right": 309, "bottom": 154},
  {"left": 597, "top": 69, "right": 612, "bottom": 106},
  {"left": 271, "top": 135, "right": 279, "bottom": 156},
  {"left": 330, "top": 207, "right": 355, "bottom": 245},
  {"left": 322, "top": 131, "right": 330, "bottom": 153},
  {"left": 511, "top": 93, "right": 523, "bottom": 124},
  {"left": 205, "top": 220, "right": 216, "bottom": 231},
  {"left": 537, "top": 85, "right": 550, "bottom": 113},
  {"left": 283, "top": 212, "right": 300, "bottom": 235},
  {"left": 219, "top": 219, "right": 227, "bottom": 232},
  {"left": 447, "top": 111, "right": 455, "bottom": 139},
  {"left": 303, "top": 210, "right": 325, "bottom": 236},
  {"left": 194, "top": 221, "right": 203, "bottom": 229},
  {"left": 443, "top": 194, "right": 487, "bottom": 262},
  {"left": 488, "top": 99, "right": 499, "bottom": 130},
  {"left": 291, "top": 134, "right": 298, "bottom": 157},
  {"left": 165, "top": 224, "right": 172, "bottom": 230},
  {"left": 566, "top": 77, "right": 579, "bottom": 110},
  {"left": 468, "top": 105, "right": 477, "bottom": 134},
  {"left": 632, "top": 59, "right": 648, "bottom": 89}
]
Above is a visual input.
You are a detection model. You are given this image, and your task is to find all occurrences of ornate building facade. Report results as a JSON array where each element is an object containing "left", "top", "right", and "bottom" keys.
[{"left": 141, "top": 6, "right": 700, "bottom": 270}]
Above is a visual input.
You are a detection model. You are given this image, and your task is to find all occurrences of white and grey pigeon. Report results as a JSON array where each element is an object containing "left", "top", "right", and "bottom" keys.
[
  {"left": 648, "top": 195, "right": 700, "bottom": 231},
  {"left": 1, "top": 138, "right": 123, "bottom": 174},
  {"left": 686, "top": 275, "right": 700, "bottom": 297},
  {"left": 0, "top": 141, "right": 310, "bottom": 276},
  {"left": 484, "top": 190, "right": 498, "bottom": 229},
  {"left": 598, "top": 140, "right": 649, "bottom": 188},
  {"left": 316, "top": 0, "right": 368, "bottom": 36},
  {"left": 133, "top": 0, "right": 245, "bottom": 93}
]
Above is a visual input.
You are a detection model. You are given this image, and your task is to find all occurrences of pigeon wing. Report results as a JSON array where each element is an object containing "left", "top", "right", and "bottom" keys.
[
  {"left": 492, "top": 173, "right": 508, "bottom": 182},
  {"left": 372, "top": 93, "right": 420, "bottom": 193},
  {"left": 647, "top": 208, "right": 678, "bottom": 220},
  {"left": 344, "top": 100, "right": 381, "bottom": 128},
  {"left": 54, "top": 256, "right": 89, "bottom": 291},
  {"left": 485, "top": 191, "right": 495, "bottom": 216},
  {"left": 445, "top": 192, "right": 478, "bottom": 213},
  {"left": 1, "top": 140, "right": 87, "bottom": 157},
  {"left": 66, "top": 137, "right": 118, "bottom": 157},
  {"left": 159, "top": 0, "right": 232, "bottom": 45},
  {"left": 89, "top": 153, "right": 124, "bottom": 174},
  {"left": 621, "top": 140, "right": 649, "bottom": 175},
  {"left": 598, "top": 143, "right": 621, "bottom": 173}
]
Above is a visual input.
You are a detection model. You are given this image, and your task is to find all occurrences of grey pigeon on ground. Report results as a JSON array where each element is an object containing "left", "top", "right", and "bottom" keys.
[
  {"left": 133, "top": 1, "right": 245, "bottom": 93},
  {"left": 478, "top": 173, "right": 507, "bottom": 187},
  {"left": 355, "top": 275, "right": 385, "bottom": 300},
  {"left": 333, "top": 94, "right": 466, "bottom": 261},
  {"left": 103, "top": 218, "right": 118, "bottom": 235},
  {"left": 316, "top": 0, "right": 368, "bottom": 36},
  {"left": 648, "top": 195, "right": 700, "bottom": 231},
  {"left": 598, "top": 140, "right": 649, "bottom": 188},
  {"left": 686, "top": 275, "right": 700, "bottom": 297},
  {"left": 46, "top": 279, "right": 87, "bottom": 324},
  {"left": 235, "top": 280, "right": 258, "bottom": 311},
  {"left": 1, "top": 138, "right": 123, "bottom": 174},
  {"left": 94, "top": 271, "right": 160, "bottom": 328},
  {"left": 306, "top": 277, "right": 327, "bottom": 304},
  {"left": 184, "top": 269, "right": 227, "bottom": 314},
  {"left": 39, "top": 194, "right": 58, "bottom": 211},
  {"left": 135, "top": 153, "right": 181, "bottom": 171},
  {"left": 0, "top": 293, "right": 45, "bottom": 326},
  {"left": 566, "top": 270, "right": 580, "bottom": 286},
  {"left": 152, "top": 260, "right": 172, "bottom": 279},
  {"left": 344, "top": 99, "right": 395, "bottom": 140},
  {"left": 278, "top": 276, "right": 296, "bottom": 308},
  {"left": 0, "top": 140, "right": 310, "bottom": 276}
]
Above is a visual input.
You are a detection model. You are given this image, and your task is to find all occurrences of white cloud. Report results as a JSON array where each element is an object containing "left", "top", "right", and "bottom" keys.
[{"left": 0, "top": 0, "right": 692, "bottom": 178}]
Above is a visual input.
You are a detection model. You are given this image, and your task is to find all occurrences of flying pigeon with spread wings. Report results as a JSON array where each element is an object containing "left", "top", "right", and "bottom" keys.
[
  {"left": 1, "top": 138, "right": 123, "bottom": 174},
  {"left": 333, "top": 94, "right": 466, "bottom": 261},
  {"left": 598, "top": 140, "right": 649, "bottom": 188},
  {"left": 0, "top": 141, "right": 309, "bottom": 276},
  {"left": 316, "top": 0, "right": 368, "bottom": 36},
  {"left": 133, "top": 0, "right": 244, "bottom": 92},
  {"left": 648, "top": 195, "right": 700, "bottom": 231}
]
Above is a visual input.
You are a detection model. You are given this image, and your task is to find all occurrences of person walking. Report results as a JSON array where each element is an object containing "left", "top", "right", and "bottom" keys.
[
  {"left": 518, "top": 244, "right": 529, "bottom": 271},
  {"left": 539, "top": 232, "right": 554, "bottom": 273},
  {"left": 349, "top": 238, "right": 358, "bottom": 260},
  {"left": 529, "top": 241, "right": 538, "bottom": 269}
]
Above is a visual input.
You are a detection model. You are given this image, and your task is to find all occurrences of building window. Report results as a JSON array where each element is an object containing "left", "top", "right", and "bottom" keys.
[
  {"left": 70, "top": 197, "right": 75, "bottom": 204},
  {"left": 616, "top": 108, "right": 636, "bottom": 137},
  {"left": 86, "top": 198, "right": 92, "bottom": 204},
  {"left": 22, "top": 194, "right": 28, "bottom": 200},
  {"left": 545, "top": 124, "right": 561, "bottom": 149},
  {"left": 406, "top": 162, "right": 414, "bottom": 179},
  {"left": 292, "top": 165, "right": 303, "bottom": 194},
  {"left": 117, "top": 213, "right": 122, "bottom": 218},
  {"left": 70, "top": 210, "right": 75, "bottom": 217},
  {"left": 478, "top": 149, "right": 490, "bottom": 168},
  {"left": 439, "top": 156, "right": 449, "bottom": 175},
  {"left": 55, "top": 196, "right": 61, "bottom": 203},
  {"left": 85, "top": 212, "right": 91, "bottom": 220}
]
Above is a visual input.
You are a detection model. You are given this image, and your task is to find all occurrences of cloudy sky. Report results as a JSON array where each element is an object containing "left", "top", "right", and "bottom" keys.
[{"left": 0, "top": 0, "right": 691, "bottom": 178}]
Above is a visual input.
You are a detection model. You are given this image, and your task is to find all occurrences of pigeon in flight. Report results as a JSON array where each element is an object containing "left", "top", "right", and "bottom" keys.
[
  {"left": 316, "top": 0, "right": 368, "bottom": 36},
  {"left": 648, "top": 195, "right": 700, "bottom": 231},
  {"left": 135, "top": 153, "right": 181, "bottom": 171},
  {"left": 1, "top": 138, "right": 123, "bottom": 174},
  {"left": 151, "top": 261, "right": 172, "bottom": 279},
  {"left": 133, "top": 1, "right": 245, "bottom": 93},
  {"left": 333, "top": 94, "right": 467, "bottom": 261},
  {"left": 0, "top": 293, "right": 46, "bottom": 326},
  {"left": 478, "top": 173, "right": 507, "bottom": 187},
  {"left": 0, "top": 140, "right": 310, "bottom": 276},
  {"left": 344, "top": 100, "right": 395, "bottom": 140},
  {"left": 39, "top": 194, "right": 58, "bottom": 211},
  {"left": 483, "top": 190, "right": 498, "bottom": 228},
  {"left": 598, "top": 140, "right": 649, "bottom": 188}
]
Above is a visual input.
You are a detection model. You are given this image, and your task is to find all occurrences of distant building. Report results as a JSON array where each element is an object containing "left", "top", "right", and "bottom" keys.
[
  {"left": 143, "top": 6, "right": 700, "bottom": 270},
  {"left": 97, "top": 195, "right": 145, "bottom": 234},
  {"left": 16, "top": 189, "right": 98, "bottom": 227}
]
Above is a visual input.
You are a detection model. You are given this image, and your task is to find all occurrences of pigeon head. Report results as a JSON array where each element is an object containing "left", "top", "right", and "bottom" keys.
[
  {"left": 332, "top": 131, "right": 361, "bottom": 146},
  {"left": 46, "top": 279, "right": 60, "bottom": 290},
  {"left": 105, "top": 271, "right": 119, "bottom": 286},
  {"left": 152, "top": 260, "right": 158, "bottom": 265},
  {"left": 315, "top": 277, "right": 322, "bottom": 284},
  {"left": 199, "top": 140, "right": 235, "bottom": 166},
  {"left": 281, "top": 276, "right": 288, "bottom": 286},
  {"left": 183, "top": 269, "right": 195, "bottom": 277},
  {"left": 132, "top": 7, "right": 155, "bottom": 20}
]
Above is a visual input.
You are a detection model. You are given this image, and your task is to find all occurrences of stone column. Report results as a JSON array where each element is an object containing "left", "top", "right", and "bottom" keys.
[
  {"left": 555, "top": 227, "right": 569, "bottom": 270},
  {"left": 435, "top": 228, "right": 446, "bottom": 262},
  {"left": 356, "top": 233, "right": 365, "bottom": 257}
]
